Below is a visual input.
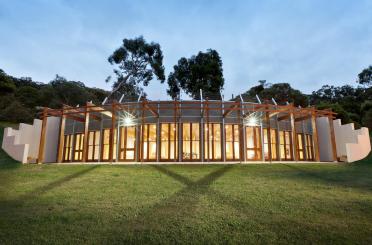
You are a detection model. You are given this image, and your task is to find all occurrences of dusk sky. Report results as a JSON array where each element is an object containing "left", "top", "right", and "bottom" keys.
[{"left": 0, "top": 0, "right": 371, "bottom": 100}]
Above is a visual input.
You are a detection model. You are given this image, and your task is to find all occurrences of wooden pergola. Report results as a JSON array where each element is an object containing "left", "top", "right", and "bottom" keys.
[{"left": 37, "top": 99, "right": 337, "bottom": 163}]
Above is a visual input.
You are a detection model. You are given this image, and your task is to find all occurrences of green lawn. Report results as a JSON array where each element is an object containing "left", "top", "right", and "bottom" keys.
[{"left": 1, "top": 126, "right": 372, "bottom": 244}]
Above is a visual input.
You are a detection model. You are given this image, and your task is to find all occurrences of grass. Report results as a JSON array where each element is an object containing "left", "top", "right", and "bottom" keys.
[{"left": 0, "top": 126, "right": 372, "bottom": 244}]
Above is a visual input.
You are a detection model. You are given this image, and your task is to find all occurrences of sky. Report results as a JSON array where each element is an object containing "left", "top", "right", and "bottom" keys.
[{"left": 0, "top": 0, "right": 371, "bottom": 100}]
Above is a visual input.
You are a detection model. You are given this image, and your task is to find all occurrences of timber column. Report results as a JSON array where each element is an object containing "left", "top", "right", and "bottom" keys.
[
  {"left": 290, "top": 105, "right": 298, "bottom": 161},
  {"left": 109, "top": 103, "right": 116, "bottom": 163},
  {"left": 37, "top": 108, "right": 48, "bottom": 164},
  {"left": 82, "top": 103, "right": 90, "bottom": 162}
]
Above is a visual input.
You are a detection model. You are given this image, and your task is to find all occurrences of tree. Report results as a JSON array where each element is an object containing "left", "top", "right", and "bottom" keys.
[
  {"left": 167, "top": 49, "right": 224, "bottom": 100},
  {"left": 0, "top": 69, "right": 16, "bottom": 95},
  {"left": 107, "top": 36, "right": 165, "bottom": 99},
  {"left": 239, "top": 82, "right": 308, "bottom": 106},
  {"left": 357, "top": 65, "right": 372, "bottom": 86}
]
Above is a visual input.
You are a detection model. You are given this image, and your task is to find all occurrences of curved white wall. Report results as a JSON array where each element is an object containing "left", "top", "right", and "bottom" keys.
[{"left": 333, "top": 119, "right": 371, "bottom": 162}]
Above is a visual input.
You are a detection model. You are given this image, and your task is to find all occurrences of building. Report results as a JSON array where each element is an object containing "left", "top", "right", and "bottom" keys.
[{"left": 2, "top": 97, "right": 371, "bottom": 164}]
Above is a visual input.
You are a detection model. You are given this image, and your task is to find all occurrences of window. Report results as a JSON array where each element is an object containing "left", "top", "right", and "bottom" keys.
[
  {"left": 73, "top": 133, "right": 84, "bottom": 161},
  {"left": 101, "top": 129, "right": 117, "bottom": 161},
  {"left": 263, "top": 129, "right": 270, "bottom": 160},
  {"left": 270, "top": 129, "right": 278, "bottom": 160},
  {"left": 279, "top": 131, "right": 292, "bottom": 160},
  {"left": 142, "top": 124, "right": 157, "bottom": 160},
  {"left": 63, "top": 134, "right": 73, "bottom": 162},
  {"left": 87, "top": 131, "right": 100, "bottom": 161},
  {"left": 297, "top": 133, "right": 305, "bottom": 160},
  {"left": 160, "top": 123, "right": 178, "bottom": 160},
  {"left": 182, "top": 123, "right": 200, "bottom": 160},
  {"left": 305, "top": 134, "right": 314, "bottom": 160},
  {"left": 225, "top": 124, "right": 240, "bottom": 160},
  {"left": 204, "top": 123, "right": 222, "bottom": 161},
  {"left": 246, "top": 127, "right": 261, "bottom": 160},
  {"left": 119, "top": 126, "right": 136, "bottom": 161}
]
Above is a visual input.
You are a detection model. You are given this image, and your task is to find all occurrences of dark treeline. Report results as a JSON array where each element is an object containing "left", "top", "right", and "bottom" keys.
[
  {"left": 0, "top": 70, "right": 108, "bottom": 123},
  {"left": 1, "top": 67, "right": 371, "bottom": 130}
]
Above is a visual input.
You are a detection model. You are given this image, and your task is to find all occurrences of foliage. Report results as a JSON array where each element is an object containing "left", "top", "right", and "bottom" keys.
[
  {"left": 107, "top": 36, "right": 165, "bottom": 99},
  {"left": 167, "top": 49, "right": 224, "bottom": 100},
  {"left": 0, "top": 70, "right": 109, "bottom": 124},
  {"left": 357, "top": 65, "right": 372, "bottom": 86},
  {"left": 239, "top": 81, "right": 309, "bottom": 106}
]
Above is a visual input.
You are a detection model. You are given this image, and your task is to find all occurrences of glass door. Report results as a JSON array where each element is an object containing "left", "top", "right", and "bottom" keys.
[
  {"left": 182, "top": 123, "right": 200, "bottom": 161},
  {"left": 204, "top": 123, "right": 222, "bottom": 161},
  {"left": 119, "top": 126, "right": 136, "bottom": 161},
  {"left": 142, "top": 124, "right": 157, "bottom": 161},
  {"left": 73, "top": 133, "right": 84, "bottom": 161},
  {"left": 63, "top": 134, "right": 73, "bottom": 162},
  {"left": 246, "top": 126, "right": 261, "bottom": 160},
  {"left": 160, "top": 123, "right": 178, "bottom": 161},
  {"left": 87, "top": 131, "right": 100, "bottom": 162},
  {"left": 225, "top": 124, "right": 240, "bottom": 161}
]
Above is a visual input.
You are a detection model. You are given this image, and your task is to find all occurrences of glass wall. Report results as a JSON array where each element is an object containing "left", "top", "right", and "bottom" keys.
[
  {"left": 63, "top": 134, "right": 73, "bottom": 162},
  {"left": 160, "top": 123, "right": 178, "bottom": 161},
  {"left": 182, "top": 123, "right": 200, "bottom": 160},
  {"left": 296, "top": 133, "right": 305, "bottom": 160},
  {"left": 101, "top": 129, "right": 117, "bottom": 161},
  {"left": 305, "top": 134, "right": 314, "bottom": 160},
  {"left": 142, "top": 124, "right": 157, "bottom": 160},
  {"left": 246, "top": 126, "right": 261, "bottom": 160},
  {"left": 73, "top": 133, "right": 84, "bottom": 161},
  {"left": 204, "top": 123, "right": 222, "bottom": 161},
  {"left": 270, "top": 129, "right": 278, "bottom": 160},
  {"left": 119, "top": 126, "right": 136, "bottom": 161},
  {"left": 225, "top": 124, "right": 240, "bottom": 160},
  {"left": 279, "top": 131, "right": 292, "bottom": 160},
  {"left": 87, "top": 131, "right": 100, "bottom": 161}
]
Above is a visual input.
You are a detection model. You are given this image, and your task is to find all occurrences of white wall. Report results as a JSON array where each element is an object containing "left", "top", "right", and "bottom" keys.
[
  {"left": 333, "top": 119, "right": 371, "bottom": 162},
  {"left": 1, "top": 119, "right": 42, "bottom": 163},
  {"left": 43, "top": 117, "right": 60, "bottom": 163},
  {"left": 316, "top": 117, "right": 334, "bottom": 162}
]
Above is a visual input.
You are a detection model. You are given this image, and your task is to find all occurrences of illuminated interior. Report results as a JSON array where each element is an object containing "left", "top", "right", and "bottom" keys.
[
  {"left": 63, "top": 134, "right": 73, "bottom": 161},
  {"left": 119, "top": 126, "right": 136, "bottom": 160},
  {"left": 204, "top": 123, "right": 222, "bottom": 160},
  {"left": 87, "top": 131, "right": 100, "bottom": 161},
  {"left": 279, "top": 131, "right": 292, "bottom": 160},
  {"left": 160, "top": 123, "right": 178, "bottom": 160},
  {"left": 225, "top": 124, "right": 240, "bottom": 160},
  {"left": 305, "top": 134, "right": 314, "bottom": 160},
  {"left": 73, "top": 133, "right": 84, "bottom": 161},
  {"left": 270, "top": 129, "right": 278, "bottom": 160},
  {"left": 297, "top": 133, "right": 305, "bottom": 160},
  {"left": 182, "top": 123, "right": 200, "bottom": 160},
  {"left": 142, "top": 124, "right": 157, "bottom": 160},
  {"left": 102, "top": 129, "right": 117, "bottom": 161},
  {"left": 246, "top": 126, "right": 261, "bottom": 160}
]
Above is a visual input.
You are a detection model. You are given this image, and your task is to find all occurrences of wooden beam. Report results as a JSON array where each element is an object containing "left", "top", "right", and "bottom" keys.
[
  {"left": 144, "top": 101, "right": 159, "bottom": 117},
  {"left": 56, "top": 114, "right": 66, "bottom": 163},
  {"left": 63, "top": 104, "right": 101, "bottom": 121},
  {"left": 266, "top": 109, "right": 272, "bottom": 162},
  {"left": 290, "top": 112, "right": 297, "bottom": 161},
  {"left": 311, "top": 112, "right": 320, "bottom": 162},
  {"left": 223, "top": 103, "right": 238, "bottom": 117},
  {"left": 86, "top": 102, "right": 113, "bottom": 118},
  {"left": 294, "top": 114, "right": 311, "bottom": 122},
  {"left": 37, "top": 108, "right": 48, "bottom": 164},
  {"left": 109, "top": 103, "right": 116, "bottom": 163},
  {"left": 278, "top": 114, "right": 290, "bottom": 121}
]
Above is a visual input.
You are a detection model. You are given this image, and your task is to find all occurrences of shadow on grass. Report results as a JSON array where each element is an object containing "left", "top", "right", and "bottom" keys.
[
  {"left": 281, "top": 163, "right": 372, "bottom": 192},
  {"left": 1, "top": 165, "right": 100, "bottom": 207}
]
